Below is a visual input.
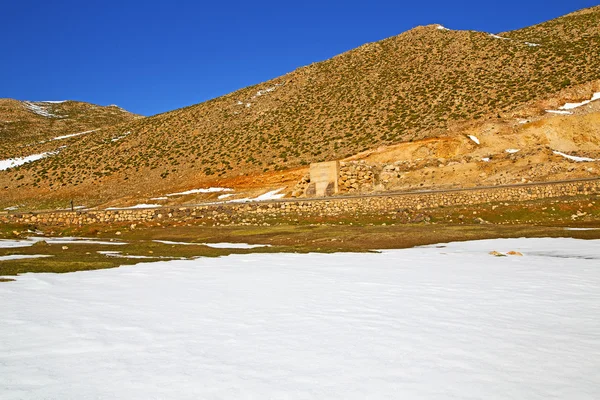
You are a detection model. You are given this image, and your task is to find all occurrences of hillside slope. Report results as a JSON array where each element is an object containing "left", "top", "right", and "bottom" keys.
[
  {"left": 2, "top": 6, "right": 600, "bottom": 209},
  {"left": 0, "top": 100, "right": 140, "bottom": 159}
]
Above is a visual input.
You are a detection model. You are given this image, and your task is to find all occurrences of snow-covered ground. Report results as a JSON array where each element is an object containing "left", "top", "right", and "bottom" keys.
[
  {"left": 467, "top": 135, "right": 480, "bottom": 145},
  {"left": 0, "top": 152, "right": 54, "bottom": 171},
  {"left": 0, "top": 237, "right": 126, "bottom": 248},
  {"left": 1, "top": 237, "right": 599, "bottom": 399},
  {"left": 52, "top": 129, "right": 95, "bottom": 141},
  {"left": 166, "top": 187, "right": 233, "bottom": 197},
  {"left": 153, "top": 240, "right": 268, "bottom": 248},
  {"left": 546, "top": 92, "right": 600, "bottom": 115},
  {"left": 23, "top": 101, "right": 59, "bottom": 118},
  {"left": 105, "top": 204, "right": 162, "bottom": 210},
  {"left": 553, "top": 150, "right": 597, "bottom": 162}
]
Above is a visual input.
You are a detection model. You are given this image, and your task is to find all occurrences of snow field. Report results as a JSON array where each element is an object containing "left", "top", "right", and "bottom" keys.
[{"left": 1, "top": 237, "right": 599, "bottom": 399}]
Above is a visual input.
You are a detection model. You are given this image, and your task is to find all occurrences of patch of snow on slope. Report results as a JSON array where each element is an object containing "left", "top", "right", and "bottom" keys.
[
  {"left": 38, "top": 100, "right": 67, "bottom": 104},
  {"left": 553, "top": 151, "right": 597, "bottom": 162},
  {"left": 0, "top": 237, "right": 125, "bottom": 249},
  {"left": 0, "top": 254, "right": 53, "bottom": 261},
  {"left": 202, "top": 242, "right": 270, "bottom": 249},
  {"left": 0, "top": 152, "right": 55, "bottom": 171},
  {"left": 1, "top": 238, "right": 599, "bottom": 399},
  {"left": 506, "top": 149, "right": 520, "bottom": 154},
  {"left": 23, "top": 102, "right": 59, "bottom": 118},
  {"left": 218, "top": 193, "right": 234, "bottom": 200},
  {"left": 97, "top": 251, "right": 172, "bottom": 260},
  {"left": 489, "top": 34, "right": 509, "bottom": 40},
  {"left": 153, "top": 240, "right": 269, "bottom": 249},
  {"left": 52, "top": 130, "right": 96, "bottom": 141},
  {"left": 105, "top": 204, "right": 162, "bottom": 210},
  {"left": 167, "top": 187, "right": 233, "bottom": 197},
  {"left": 436, "top": 25, "right": 450, "bottom": 31},
  {"left": 468, "top": 135, "right": 480, "bottom": 145},
  {"left": 253, "top": 84, "right": 283, "bottom": 98},
  {"left": 224, "top": 188, "right": 285, "bottom": 203},
  {"left": 481, "top": 157, "right": 490, "bottom": 162},
  {"left": 546, "top": 110, "right": 572, "bottom": 115},
  {"left": 525, "top": 42, "right": 540, "bottom": 47},
  {"left": 559, "top": 92, "right": 600, "bottom": 110},
  {"left": 111, "top": 131, "right": 131, "bottom": 142}
]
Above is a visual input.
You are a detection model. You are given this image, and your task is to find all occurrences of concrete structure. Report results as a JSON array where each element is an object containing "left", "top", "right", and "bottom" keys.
[{"left": 306, "top": 161, "right": 340, "bottom": 197}]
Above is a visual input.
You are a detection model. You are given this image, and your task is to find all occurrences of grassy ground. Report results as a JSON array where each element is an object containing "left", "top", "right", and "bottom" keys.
[{"left": 1, "top": 195, "right": 599, "bottom": 281}]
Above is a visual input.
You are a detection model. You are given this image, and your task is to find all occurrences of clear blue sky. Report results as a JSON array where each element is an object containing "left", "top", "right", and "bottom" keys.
[{"left": 2, "top": 0, "right": 597, "bottom": 116}]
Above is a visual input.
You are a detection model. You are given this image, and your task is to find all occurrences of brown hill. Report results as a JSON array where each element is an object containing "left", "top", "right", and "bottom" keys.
[
  {"left": 1, "top": 6, "right": 600, "bottom": 209},
  {"left": 0, "top": 100, "right": 141, "bottom": 159}
]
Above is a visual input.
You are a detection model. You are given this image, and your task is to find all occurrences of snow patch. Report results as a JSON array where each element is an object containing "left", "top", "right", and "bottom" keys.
[
  {"left": 553, "top": 151, "right": 597, "bottom": 162},
  {"left": 105, "top": 204, "right": 162, "bottom": 210},
  {"left": 506, "top": 149, "right": 520, "bottom": 154},
  {"left": 525, "top": 42, "right": 540, "bottom": 47},
  {"left": 489, "top": 34, "right": 509, "bottom": 40},
  {"left": 545, "top": 110, "right": 572, "bottom": 115},
  {"left": 52, "top": 130, "right": 95, "bottom": 141},
  {"left": 153, "top": 240, "right": 269, "bottom": 249},
  {"left": 223, "top": 188, "right": 285, "bottom": 203},
  {"left": 481, "top": 157, "right": 490, "bottom": 162},
  {"left": 0, "top": 237, "right": 126, "bottom": 248},
  {"left": 436, "top": 25, "right": 450, "bottom": 31},
  {"left": 0, "top": 254, "right": 52, "bottom": 261},
  {"left": 166, "top": 187, "right": 233, "bottom": 197},
  {"left": 1, "top": 238, "right": 599, "bottom": 399},
  {"left": 468, "top": 135, "right": 480, "bottom": 145},
  {"left": 23, "top": 102, "right": 59, "bottom": 118},
  {"left": 559, "top": 91, "right": 600, "bottom": 110},
  {"left": 218, "top": 193, "right": 234, "bottom": 200},
  {"left": 202, "top": 242, "right": 270, "bottom": 249},
  {"left": 111, "top": 131, "right": 131, "bottom": 142},
  {"left": 0, "top": 151, "right": 55, "bottom": 171}
]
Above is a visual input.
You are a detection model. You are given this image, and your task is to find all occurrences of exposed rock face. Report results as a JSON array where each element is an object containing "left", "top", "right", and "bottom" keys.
[{"left": 339, "top": 161, "right": 375, "bottom": 194}]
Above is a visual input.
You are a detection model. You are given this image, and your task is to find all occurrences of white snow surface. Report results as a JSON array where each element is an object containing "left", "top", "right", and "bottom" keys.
[
  {"left": 436, "top": 24, "right": 450, "bottom": 31},
  {"left": 52, "top": 129, "right": 95, "bottom": 141},
  {"left": 111, "top": 131, "right": 131, "bottom": 142},
  {"left": 1, "top": 237, "right": 599, "bottom": 399},
  {"left": 467, "top": 135, "right": 480, "bottom": 145},
  {"left": 559, "top": 92, "right": 600, "bottom": 110},
  {"left": 106, "top": 204, "right": 162, "bottom": 210},
  {"left": 166, "top": 187, "right": 233, "bottom": 197},
  {"left": 203, "top": 242, "right": 270, "bottom": 249},
  {"left": 23, "top": 101, "right": 59, "bottom": 118},
  {"left": 0, "top": 254, "right": 52, "bottom": 262},
  {"left": 153, "top": 240, "right": 269, "bottom": 249},
  {"left": 546, "top": 110, "right": 572, "bottom": 115},
  {"left": 0, "top": 237, "right": 126, "bottom": 248},
  {"left": 505, "top": 149, "right": 520, "bottom": 154},
  {"left": 0, "top": 152, "right": 54, "bottom": 171},
  {"left": 553, "top": 150, "right": 597, "bottom": 162}
]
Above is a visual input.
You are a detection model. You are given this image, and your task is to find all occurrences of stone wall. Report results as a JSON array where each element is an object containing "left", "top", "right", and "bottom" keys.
[
  {"left": 2, "top": 179, "right": 599, "bottom": 227},
  {"left": 338, "top": 161, "right": 376, "bottom": 193}
]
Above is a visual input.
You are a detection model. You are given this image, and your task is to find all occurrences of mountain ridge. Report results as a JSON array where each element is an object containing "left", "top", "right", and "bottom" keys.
[{"left": 2, "top": 5, "right": 600, "bottom": 209}]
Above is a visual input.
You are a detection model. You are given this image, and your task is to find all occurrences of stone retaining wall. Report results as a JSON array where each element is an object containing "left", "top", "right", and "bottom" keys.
[{"left": 2, "top": 179, "right": 599, "bottom": 227}]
